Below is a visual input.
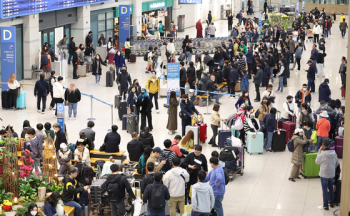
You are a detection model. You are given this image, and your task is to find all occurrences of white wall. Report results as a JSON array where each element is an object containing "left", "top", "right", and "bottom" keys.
[{"left": 172, "top": 2, "right": 200, "bottom": 29}]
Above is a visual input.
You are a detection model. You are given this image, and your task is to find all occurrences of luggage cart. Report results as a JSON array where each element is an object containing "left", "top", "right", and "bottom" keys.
[{"left": 225, "top": 142, "right": 245, "bottom": 181}]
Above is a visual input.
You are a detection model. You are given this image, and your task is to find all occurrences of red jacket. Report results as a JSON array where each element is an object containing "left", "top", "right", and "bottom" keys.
[
  {"left": 196, "top": 21, "right": 203, "bottom": 38},
  {"left": 171, "top": 140, "right": 182, "bottom": 157}
]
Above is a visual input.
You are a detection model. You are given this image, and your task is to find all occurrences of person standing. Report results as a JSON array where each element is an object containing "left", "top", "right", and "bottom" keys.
[
  {"left": 58, "top": 35, "right": 67, "bottom": 47},
  {"left": 169, "top": 20, "right": 176, "bottom": 37},
  {"left": 53, "top": 76, "right": 65, "bottom": 117},
  {"left": 48, "top": 71, "right": 56, "bottom": 110},
  {"left": 262, "top": 60, "right": 270, "bottom": 88},
  {"left": 315, "top": 111, "right": 331, "bottom": 152},
  {"left": 167, "top": 39, "right": 176, "bottom": 61},
  {"left": 208, "top": 23, "right": 216, "bottom": 38},
  {"left": 180, "top": 94, "right": 200, "bottom": 136},
  {"left": 253, "top": 64, "right": 263, "bottom": 102},
  {"left": 305, "top": 60, "right": 316, "bottom": 93},
  {"left": 288, "top": 128, "right": 308, "bottom": 182},
  {"left": 205, "top": 157, "right": 226, "bottom": 216},
  {"left": 207, "top": 11, "right": 212, "bottom": 24},
  {"left": 263, "top": 108, "right": 279, "bottom": 152},
  {"left": 313, "top": 22, "right": 321, "bottom": 43},
  {"left": 196, "top": 19, "right": 203, "bottom": 38},
  {"left": 53, "top": 123, "right": 67, "bottom": 152},
  {"left": 34, "top": 74, "right": 50, "bottom": 114},
  {"left": 41, "top": 49, "right": 52, "bottom": 79},
  {"left": 180, "top": 62, "right": 187, "bottom": 96},
  {"left": 135, "top": 89, "right": 153, "bottom": 132},
  {"left": 64, "top": 82, "right": 81, "bottom": 120},
  {"left": 85, "top": 31, "right": 93, "bottom": 47},
  {"left": 167, "top": 91, "right": 179, "bottom": 135},
  {"left": 317, "top": 47, "right": 326, "bottom": 78},
  {"left": 72, "top": 47, "right": 79, "bottom": 79},
  {"left": 263, "top": 0, "right": 268, "bottom": 14},
  {"left": 145, "top": 71, "right": 160, "bottom": 113},
  {"left": 272, "top": 26, "right": 280, "bottom": 48},
  {"left": 124, "top": 38, "right": 132, "bottom": 63},
  {"left": 117, "top": 66, "right": 132, "bottom": 100},
  {"left": 159, "top": 21, "right": 165, "bottom": 38},
  {"left": 292, "top": 43, "right": 302, "bottom": 71},
  {"left": 339, "top": 57, "right": 347, "bottom": 87},
  {"left": 160, "top": 42, "right": 168, "bottom": 69},
  {"left": 315, "top": 140, "right": 339, "bottom": 210},
  {"left": 68, "top": 37, "right": 75, "bottom": 65},
  {"left": 113, "top": 50, "right": 126, "bottom": 75},
  {"left": 7, "top": 73, "right": 20, "bottom": 110},
  {"left": 191, "top": 170, "right": 215, "bottom": 216},
  {"left": 227, "top": 14, "right": 233, "bottom": 31},
  {"left": 276, "top": 59, "right": 285, "bottom": 93},
  {"left": 209, "top": 104, "right": 225, "bottom": 147},
  {"left": 92, "top": 54, "right": 107, "bottom": 85},
  {"left": 229, "top": 63, "right": 239, "bottom": 99},
  {"left": 339, "top": 18, "right": 348, "bottom": 38}
]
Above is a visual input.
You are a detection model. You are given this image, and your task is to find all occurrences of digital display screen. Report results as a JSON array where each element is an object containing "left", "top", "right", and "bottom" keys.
[
  {"left": 178, "top": 0, "right": 202, "bottom": 4},
  {"left": 1, "top": 0, "right": 109, "bottom": 19}
]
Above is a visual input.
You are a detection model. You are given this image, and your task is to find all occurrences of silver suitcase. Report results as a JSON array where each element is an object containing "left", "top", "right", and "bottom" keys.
[
  {"left": 77, "top": 65, "right": 86, "bottom": 77},
  {"left": 126, "top": 113, "right": 139, "bottom": 134},
  {"left": 186, "top": 125, "right": 199, "bottom": 145}
]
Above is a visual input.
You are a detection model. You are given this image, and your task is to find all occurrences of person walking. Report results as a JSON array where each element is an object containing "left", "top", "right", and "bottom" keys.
[
  {"left": 167, "top": 91, "right": 179, "bottom": 135},
  {"left": 313, "top": 22, "right": 321, "bottom": 43},
  {"left": 205, "top": 157, "right": 225, "bottom": 216},
  {"left": 117, "top": 66, "right": 132, "bottom": 100},
  {"left": 167, "top": 39, "right": 176, "bottom": 62},
  {"left": 113, "top": 50, "right": 126, "bottom": 75},
  {"left": 84, "top": 43, "right": 94, "bottom": 72},
  {"left": 64, "top": 82, "right": 81, "bottom": 120},
  {"left": 315, "top": 140, "right": 339, "bottom": 210},
  {"left": 164, "top": 157, "right": 189, "bottom": 216},
  {"left": 34, "top": 74, "right": 50, "bottom": 114},
  {"left": 317, "top": 47, "right": 326, "bottom": 78},
  {"left": 68, "top": 37, "right": 75, "bottom": 65},
  {"left": 196, "top": 19, "right": 203, "bottom": 38},
  {"left": 145, "top": 71, "right": 160, "bottom": 113},
  {"left": 263, "top": 0, "right": 268, "bottom": 14},
  {"left": 7, "top": 73, "right": 20, "bottom": 111},
  {"left": 253, "top": 64, "right": 263, "bottom": 102},
  {"left": 209, "top": 104, "right": 225, "bottom": 147},
  {"left": 180, "top": 94, "right": 200, "bottom": 136},
  {"left": 288, "top": 128, "right": 308, "bottom": 182},
  {"left": 160, "top": 42, "right": 168, "bottom": 69},
  {"left": 124, "top": 38, "right": 132, "bottom": 63},
  {"left": 48, "top": 71, "right": 56, "bottom": 110},
  {"left": 186, "top": 40, "right": 193, "bottom": 64},
  {"left": 318, "top": 78, "right": 331, "bottom": 104},
  {"left": 229, "top": 63, "right": 239, "bottom": 99},
  {"left": 292, "top": 43, "right": 302, "bottom": 71},
  {"left": 52, "top": 76, "right": 65, "bottom": 117},
  {"left": 305, "top": 60, "right": 316, "bottom": 93},
  {"left": 258, "top": 97, "right": 272, "bottom": 130},
  {"left": 228, "top": 13, "right": 233, "bottom": 30},
  {"left": 72, "top": 47, "right": 79, "bottom": 79},
  {"left": 207, "top": 11, "right": 212, "bottom": 24},
  {"left": 92, "top": 54, "right": 107, "bottom": 85},
  {"left": 339, "top": 18, "right": 348, "bottom": 38},
  {"left": 136, "top": 88, "right": 153, "bottom": 132}
]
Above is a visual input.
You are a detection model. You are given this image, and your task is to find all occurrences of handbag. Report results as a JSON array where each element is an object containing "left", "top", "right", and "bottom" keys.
[
  {"left": 17, "top": 85, "right": 22, "bottom": 96},
  {"left": 99, "top": 143, "right": 106, "bottom": 151},
  {"left": 122, "top": 46, "right": 125, "bottom": 52},
  {"left": 186, "top": 68, "right": 195, "bottom": 82},
  {"left": 64, "top": 90, "right": 69, "bottom": 106}
]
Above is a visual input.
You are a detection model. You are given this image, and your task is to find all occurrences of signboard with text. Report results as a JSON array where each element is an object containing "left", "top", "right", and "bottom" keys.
[
  {"left": 1, "top": 26, "right": 16, "bottom": 91},
  {"left": 57, "top": 103, "right": 65, "bottom": 131},
  {"left": 302, "top": 1, "right": 305, "bottom": 13},
  {"left": 119, "top": 5, "right": 130, "bottom": 51},
  {"left": 179, "top": 0, "right": 202, "bottom": 4},
  {"left": 296, "top": 3, "right": 299, "bottom": 14},
  {"left": 166, "top": 63, "right": 180, "bottom": 104}
]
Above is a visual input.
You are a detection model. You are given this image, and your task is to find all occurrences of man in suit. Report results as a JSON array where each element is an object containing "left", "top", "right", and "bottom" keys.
[
  {"left": 263, "top": 26, "right": 272, "bottom": 41},
  {"left": 81, "top": 121, "right": 96, "bottom": 147},
  {"left": 273, "top": 26, "right": 280, "bottom": 48}
]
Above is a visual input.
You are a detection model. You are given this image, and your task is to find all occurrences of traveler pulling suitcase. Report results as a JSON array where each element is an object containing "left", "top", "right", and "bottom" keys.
[
  {"left": 129, "top": 54, "right": 136, "bottom": 63},
  {"left": 282, "top": 121, "right": 296, "bottom": 143},
  {"left": 77, "top": 65, "right": 87, "bottom": 77},
  {"left": 247, "top": 132, "right": 264, "bottom": 154},
  {"left": 1, "top": 90, "right": 10, "bottom": 109},
  {"left": 218, "top": 122, "right": 231, "bottom": 149},
  {"left": 106, "top": 71, "right": 114, "bottom": 87},
  {"left": 335, "top": 136, "right": 343, "bottom": 158},
  {"left": 126, "top": 113, "right": 139, "bottom": 134},
  {"left": 193, "top": 114, "right": 207, "bottom": 143},
  {"left": 118, "top": 102, "right": 127, "bottom": 120},
  {"left": 122, "top": 115, "right": 127, "bottom": 130},
  {"left": 186, "top": 125, "right": 199, "bottom": 145},
  {"left": 302, "top": 152, "right": 320, "bottom": 178},
  {"left": 16, "top": 91, "right": 27, "bottom": 109}
]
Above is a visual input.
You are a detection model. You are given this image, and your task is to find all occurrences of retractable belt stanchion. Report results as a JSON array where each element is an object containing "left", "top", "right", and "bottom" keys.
[
  {"left": 88, "top": 95, "right": 96, "bottom": 121},
  {"left": 111, "top": 105, "right": 114, "bottom": 127}
]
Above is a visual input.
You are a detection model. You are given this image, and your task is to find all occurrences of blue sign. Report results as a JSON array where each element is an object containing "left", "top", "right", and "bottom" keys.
[
  {"left": 0, "top": 0, "right": 109, "bottom": 19},
  {"left": 57, "top": 103, "right": 65, "bottom": 131},
  {"left": 1, "top": 27, "right": 16, "bottom": 91},
  {"left": 179, "top": 0, "right": 202, "bottom": 4},
  {"left": 302, "top": 1, "right": 305, "bottom": 13},
  {"left": 258, "top": 14, "right": 262, "bottom": 28},
  {"left": 166, "top": 63, "right": 180, "bottom": 104},
  {"left": 296, "top": 3, "right": 299, "bottom": 14},
  {"left": 119, "top": 5, "right": 130, "bottom": 51}
]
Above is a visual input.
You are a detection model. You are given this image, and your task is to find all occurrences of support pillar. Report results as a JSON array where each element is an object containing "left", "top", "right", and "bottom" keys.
[
  {"left": 132, "top": 0, "right": 142, "bottom": 36},
  {"left": 23, "top": 14, "right": 40, "bottom": 79},
  {"left": 71, "top": 5, "right": 91, "bottom": 47}
]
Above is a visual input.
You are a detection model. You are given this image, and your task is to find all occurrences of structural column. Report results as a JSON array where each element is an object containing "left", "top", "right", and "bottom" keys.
[
  {"left": 132, "top": 0, "right": 142, "bottom": 36},
  {"left": 23, "top": 14, "right": 40, "bottom": 79},
  {"left": 340, "top": 4, "right": 350, "bottom": 216},
  {"left": 71, "top": 5, "right": 91, "bottom": 47}
]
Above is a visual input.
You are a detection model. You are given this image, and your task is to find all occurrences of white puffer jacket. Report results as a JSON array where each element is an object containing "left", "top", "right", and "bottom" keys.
[
  {"left": 313, "top": 25, "right": 321, "bottom": 34},
  {"left": 53, "top": 82, "right": 64, "bottom": 99}
]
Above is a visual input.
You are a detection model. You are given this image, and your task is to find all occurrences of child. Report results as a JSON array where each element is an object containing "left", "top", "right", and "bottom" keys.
[
  {"left": 152, "top": 47, "right": 159, "bottom": 70},
  {"left": 44, "top": 122, "right": 55, "bottom": 140},
  {"left": 36, "top": 123, "right": 48, "bottom": 143},
  {"left": 241, "top": 70, "right": 249, "bottom": 91}
]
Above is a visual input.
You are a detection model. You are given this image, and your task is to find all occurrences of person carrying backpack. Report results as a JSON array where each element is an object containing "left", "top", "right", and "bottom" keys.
[
  {"left": 163, "top": 158, "right": 189, "bottom": 216},
  {"left": 162, "top": 139, "right": 176, "bottom": 173},
  {"left": 297, "top": 103, "right": 315, "bottom": 128},
  {"left": 107, "top": 164, "right": 136, "bottom": 216},
  {"left": 143, "top": 172, "right": 170, "bottom": 216}
]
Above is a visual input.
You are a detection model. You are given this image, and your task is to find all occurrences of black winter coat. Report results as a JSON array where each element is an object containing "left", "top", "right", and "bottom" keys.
[
  {"left": 104, "top": 131, "right": 121, "bottom": 153},
  {"left": 186, "top": 66, "right": 196, "bottom": 85},
  {"left": 117, "top": 71, "right": 132, "bottom": 91},
  {"left": 127, "top": 139, "right": 144, "bottom": 162},
  {"left": 135, "top": 96, "right": 152, "bottom": 113},
  {"left": 138, "top": 132, "right": 155, "bottom": 148},
  {"left": 64, "top": 89, "right": 81, "bottom": 103},
  {"left": 92, "top": 58, "right": 107, "bottom": 75}
]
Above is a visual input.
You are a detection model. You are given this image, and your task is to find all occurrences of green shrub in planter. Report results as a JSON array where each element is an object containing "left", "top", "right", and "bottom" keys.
[
  {"left": 0, "top": 213, "right": 6, "bottom": 216},
  {"left": 16, "top": 207, "right": 28, "bottom": 215}
]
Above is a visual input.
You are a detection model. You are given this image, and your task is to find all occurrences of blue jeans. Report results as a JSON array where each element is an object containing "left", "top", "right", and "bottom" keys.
[
  {"left": 214, "top": 195, "right": 224, "bottom": 216},
  {"left": 63, "top": 199, "right": 81, "bottom": 216},
  {"left": 315, "top": 136, "right": 328, "bottom": 152},
  {"left": 328, "top": 28, "right": 331, "bottom": 35},
  {"left": 277, "top": 76, "right": 283, "bottom": 92},
  {"left": 321, "top": 177, "right": 334, "bottom": 207},
  {"left": 270, "top": 67, "right": 274, "bottom": 83},
  {"left": 150, "top": 212, "right": 166, "bottom": 216},
  {"left": 264, "top": 131, "right": 274, "bottom": 151},
  {"left": 307, "top": 78, "right": 315, "bottom": 92},
  {"left": 259, "top": 120, "right": 264, "bottom": 131},
  {"left": 186, "top": 52, "right": 192, "bottom": 62},
  {"left": 68, "top": 102, "right": 77, "bottom": 118},
  {"left": 314, "top": 60, "right": 318, "bottom": 73},
  {"left": 341, "top": 30, "right": 346, "bottom": 37},
  {"left": 324, "top": 29, "right": 328, "bottom": 37},
  {"left": 301, "top": 40, "right": 306, "bottom": 50},
  {"left": 68, "top": 53, "right": 73, "bottom": 64},
  {"left": 153, "top": 61, "right": 158, "bottom": 69},
  {"left": 115, "top": 66, "right": 121, "bottom": 77},
  {"left": 192, "top": 212, "right": 209, "bottom": 216},
  {"left": 219, "top": 59, "right": 224, "bottom": 67},
  {"left": 95, "top": 75, "right": 101, "bottom": 84}
]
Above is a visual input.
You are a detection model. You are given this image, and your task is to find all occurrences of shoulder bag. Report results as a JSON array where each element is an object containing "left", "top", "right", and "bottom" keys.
[{"left": 186, "top": 68, "right": 195, "bottom": 82}]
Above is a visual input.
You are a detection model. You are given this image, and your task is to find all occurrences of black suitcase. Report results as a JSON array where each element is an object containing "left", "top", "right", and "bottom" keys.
[
  {"left": 106, "top": 71, "right": 113, "bottom": 87},
  {"left": 118, "top": 102, "right": 127, "bottom": 120},
  {"left": 122, "top": 114, "right": 127, "bottom": 130},
  {"left": 127, "top": 113, "right": 139, "bottom": 134},
  {"left": 115, "top": 95, "right": 122, "bottom": 108},
  {"left": 333, "top": 180, "right": 341, "bottom": 206},
  {"left": 1, "top": 90, "right": 10, "bottom": 109},
  {"left": 271, "top": 129, "right": 286, "bottom": 152},
  {"left": 130, "top": 54, "right": 136, "bottom": 63},
  {"left": 90, "top": 179, "right": 108, "bottom": 204}
]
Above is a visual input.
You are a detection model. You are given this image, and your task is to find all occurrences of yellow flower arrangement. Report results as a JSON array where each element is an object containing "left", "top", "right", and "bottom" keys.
[{"left": 3, "top": 200, "right": 12, "bottom": 206}]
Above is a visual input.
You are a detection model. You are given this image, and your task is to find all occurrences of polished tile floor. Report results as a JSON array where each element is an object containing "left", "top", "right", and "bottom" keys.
[{"left": 2, "top": 13, "right": 346, "bottom": 216}]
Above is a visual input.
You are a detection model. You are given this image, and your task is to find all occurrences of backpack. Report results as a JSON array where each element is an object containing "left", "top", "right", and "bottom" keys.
[
  {"left": 144, "top": 52, "right": 149, "bottom": 61},
  {"left": 234, "top": 112, "right": 245, "bottom": 130},
  {"left": 80, "top": 164, "right": 94, "bottom": 185},
  {"left": 236, "top": 14, "right": 239, "bottom": 18},
  {"left": 41, "top": 54, "right": 49, "bottom": 65},
  {"left": 300, "top": 112, "right": 311, "bottom": 127},
  {"left": 219, "top": 147, "right": 239, "bottom": 161},
  {"left": 108, "top": 175, "right": 123, "bottom": 202},
  {"left": 287, "top": 140, "right": 295, "bottom": 152},
  {"left": 161, "top": 151, "right": 172, "bottom": 173},
  {"left": 223, "top": 167, "right": 230, "bottom": 185},
  {"left": 149, "top": 184, "right": 165, "bottom": 209}
]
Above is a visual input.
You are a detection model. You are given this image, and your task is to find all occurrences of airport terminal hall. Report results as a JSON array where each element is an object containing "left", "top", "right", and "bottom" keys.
[{"left": 1, "top": 0, "right": 350, "bottom": 215}]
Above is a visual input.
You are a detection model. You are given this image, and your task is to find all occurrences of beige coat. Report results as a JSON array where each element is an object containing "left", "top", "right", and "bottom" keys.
[
  {"left": 167, "top": 98, "right": 179, "bottom": 130},
  {"left": 258, "top": 104, "right": 271, "bottom": 122},
  {"left": 211, "top": 111, "right": 221, "bottom": 127},
  {"left": 160, "top": 45, "right": 168, "bottom": 67},
  {"left": 291, "top": 135, "right": 308, "bottom": 165},
  {"left": 146, "top": 154, "right": 164, "bottom": 172}
]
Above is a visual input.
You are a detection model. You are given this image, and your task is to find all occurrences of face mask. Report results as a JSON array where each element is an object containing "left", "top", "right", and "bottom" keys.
[
  {"left": 135, "top": 82, "right": 139, "bottom": 86},
  {"left": 189, "top": 93, "right": 193, "bottom": 97},
  {"left": 245, "top": 93, "right": 248, "bottom": 96},
  {"left": 54, "top": 129, "right": 58, "bottom": 133},
  {"left": 152, "top": 74, "right": 155, "bottom": 77},
  {"left": 299, "top": 132, "right": 303, "bottom": 136},
  {"left": 303, "top": 88, "right": 307, "bottom": 91},
  {"left": 117, "top": 52, "right": 120, "bottom": 55},
  {"left": 122, "top": 70, "right": 126, "bottom": 73},
  {"left": 289, "top": 101, "right": 292, "bottom": 104},
  {"left": 306, "top": 128, "right": 310, "bottom": 131},
  {"left": 263, "top": 100, "right": 267, "bottom": 104},
  {"left": 31, "top": 211, "right": 37, "bottom": 216},
  {"left": 62, "top": 147, "right": 68, "bottom": 151},
  {"left": 245, "top": 101, "right": 249, "bottom": 105}
]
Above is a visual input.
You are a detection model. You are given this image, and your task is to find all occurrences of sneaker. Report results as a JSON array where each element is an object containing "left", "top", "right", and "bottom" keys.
[
  {"left": 288, "top": 178, "right": 295, "bottom": 182},
  {"left": 254, "top": 99, "right": 260, "bottom": 102},
  {"left": 37, "top": 110, "right": 41, "bottom": 113},
  {"left": 42, "top": 111, "right": 45, "bottom": 114},
  {"left": 68, "top": 117, "right": 71, "bottom": 120},
  {"left": 98, "top": 82, "right": 100, "bottom": 85},
  {"left": 74, "top": 118, "right": 77, "bottom": 120},
  {"left": 156, "top": 110, "right": 160, "bottom": 113},
  {"left": 318, "top": 206, "right": 329, "bottom": 210},
  {"left": 49, "top": 106, "right": 53, "bottom": 110},
  {"left": 212, "top": 144, "right": 219, "bottom": 147},
  {"left": 267, "top": 150, "right": 274, "bottom": 153},
  {"left": 96, "top": 83, "right": 98, "bottom": 86},
  {"left": 295, "top": 176, "right": 301, "bottom": 179}
]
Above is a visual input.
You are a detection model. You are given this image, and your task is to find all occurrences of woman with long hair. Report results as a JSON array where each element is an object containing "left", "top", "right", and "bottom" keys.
[
  {"left": 92, "top": 54, "right": 107, "bottom": 85},
  {"left": 167, "top": 91, "right": 179, "bottom": 135},
  {"left": 235, "top": 89, "right": 251, "bottom": 109},
  {"left": 44, "top": 191, "right": 67, "bottom": 216},
  {"left": 137, "top": 146, "right": 152, "bottom": 174},
  {"left": 7, "top": 73, "right": 20, "bottom": 110},
  {"left": 180, "top": 130, "right": 194, "bottom": 152},
  {"left": 64, "top": 82, "right": 81, "bottom": 120},
  {"left": 23, "top": 203, "right": 39, "bottom": 216},
  {"left": 209, "top": 104, "right": 225, "bottom": 147},
  {"left": 258, "top": 96, "right": 272, "bottom": 130},
  {"left": 124, "top": 37, "right": 132, "bottom": 62}
]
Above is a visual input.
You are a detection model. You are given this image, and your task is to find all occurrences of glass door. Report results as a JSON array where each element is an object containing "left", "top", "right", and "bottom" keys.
[{"left": 41, "top": 28, "right": 55, "bottom": 50}]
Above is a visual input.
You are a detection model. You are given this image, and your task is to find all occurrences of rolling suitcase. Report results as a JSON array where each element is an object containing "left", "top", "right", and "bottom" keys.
[
  {"left": 16, "top": 91, "right": 26, "bottom": 109},
  {"left": 302, "top": 152, "right": 320, "bottom": 178},
  {"left": 118, "top": 102, "right": 127, "bottom": 120},
  {"left": 127, "top": 113, "right": 139, "bottom": 134},
  {"left": 247, "top": 132, "right": 264, "bottom": 154},
  {"left": 335, "top": 136, "right": 343, "bottom": 158},
  {"left": 178, "top": 53, "right": 186, "bottom": 61},
  {"left": 235, "top": 81, "right": 241, "bottom": 92},
  {"left": 333, "top": 180, "right": 341, "bottom": 206},
  {"left": 195, "top": 53, "right": 202, "bottom": 63},
  {"left": 1, "top": 90, "right": 10, "bottom": 109},
  {"left": 231, "top": 125, "right": 239, "bottom": 138},
  {"left": 275, "top": 112, "right": 283, "bottom": 129},
  {"left": 198, "top": 123, "right": 207, "bottom": 143},
  {"left": 122, "top": 115, "right": 127, "bottom": 130},
  {"left": 90, "top": 179, "right": 108, "bottom": 204},
  {"left": 115, "top": 95, "right": 122, "bottom": 108},
  {"left": 218, "top": 123, "right": 231, "bottom": 149},
  {"left": 271, "top": 129, "right": 286, "bottom": 152},
  {"left": 129, "top": 54, "right": 136, "bottom": 63},
  {"left": 282, "top": 121, "right": 296, "bottom": 143},
  {"left": 77, "top": 65, "right": 87, "bottom": 77},
  {"left": 186, "top": 125, "right": 199, "bottom": 145},
  {"left": 106, "top": 71, "right": 114, "bottom": 87}
]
